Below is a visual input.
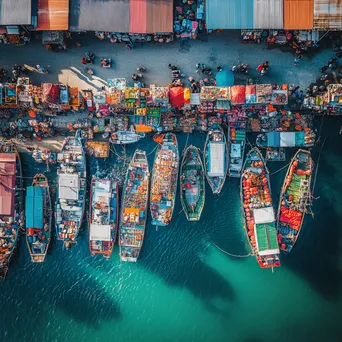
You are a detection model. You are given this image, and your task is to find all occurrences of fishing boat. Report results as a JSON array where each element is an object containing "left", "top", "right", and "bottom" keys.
[
  {"left": 150, "top": 133, "right": 179, "bottom": 226},
  {"left": 89, "top": 178, "right": 118, "bottom": 258},
  {"left": 0, "top": 140, "right": 24, "bottom": 280},
  {"left": 119, "top": 150, "right": 149, "bottom": 262},
  {"left": 241, "top": 148, "right": 280, "bottom": 269},
  {"left": 180, "top": 145, "right": 205, "bottom": 221},
  {"left": 228, "top": 124, "right": 246, "bottom": 177},
  {"left": 204, "top": 124, "right": 228, "bottom": 194},
  {"left": 277, "top": 149, "right": 313, "bottom": 253},
  {"left": 110, "top": 125, "right": 145, "bottom": 144},
  {"left": 55, "top": 131, "right": 86, "bottom": 249},
  {"left": 25, "top": 174, "right": 52, "bottom": 262}
]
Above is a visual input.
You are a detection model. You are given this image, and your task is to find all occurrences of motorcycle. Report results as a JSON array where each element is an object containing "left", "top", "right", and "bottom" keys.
[
  {"left": 137, "top": 66, "right": 146, "bottom": 72},
  {"left": 100, "top": 58, "right": 112, "bottom": 68}
]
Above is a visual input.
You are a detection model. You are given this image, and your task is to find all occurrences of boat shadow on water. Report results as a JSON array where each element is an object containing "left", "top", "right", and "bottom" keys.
[{"left": 281, "top": 150, "right": 342, "bottom": 301}]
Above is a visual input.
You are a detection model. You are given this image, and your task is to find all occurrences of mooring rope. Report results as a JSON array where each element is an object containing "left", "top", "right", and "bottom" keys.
[
  {"left": 270, "top": 162, "right": 290, "bottom": 176},
  {"left": 312, "top": 136, "right": 326, "bottom": 197},
  {"left": 147, "top": 144, "right": 158, "bottom": 156},
  {"left": 184, "top": 133, "right": 190, "bottom": 150},
  {"left": 205, "top": 232, "right": 252, "bottom": 258}
]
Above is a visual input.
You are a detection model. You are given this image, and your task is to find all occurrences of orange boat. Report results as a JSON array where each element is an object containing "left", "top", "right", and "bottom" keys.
[{"left": 241, "top": 147, "right": 280, "bottom": 269}]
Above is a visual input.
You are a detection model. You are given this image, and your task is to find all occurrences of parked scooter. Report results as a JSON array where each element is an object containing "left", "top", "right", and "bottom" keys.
[{"left": 85, "top": 67, "right": 94, "bottom": 75}]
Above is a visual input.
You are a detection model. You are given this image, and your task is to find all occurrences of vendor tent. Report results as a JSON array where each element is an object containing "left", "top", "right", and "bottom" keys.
[
  {"left": 230, "top": 86, "right": 245, "bottom": 104},
  {"left": 169, "top": 87, "right": 184, "bottom": 108},
  {"left": 284, "top": 0, "right": 313, "bottom": 29},
  {"left": 36, "top": 0, "right": 69, "bottom": 30},
  {"left": 216, "top": 70, "right": 234, "bottom": 87}
]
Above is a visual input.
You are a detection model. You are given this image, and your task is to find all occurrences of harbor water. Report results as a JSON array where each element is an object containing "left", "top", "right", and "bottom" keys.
[{"left": 1, "top": 117, "right": 342, "bottom": 342}]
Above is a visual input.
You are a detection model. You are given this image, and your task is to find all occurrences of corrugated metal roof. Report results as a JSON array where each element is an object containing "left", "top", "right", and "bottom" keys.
[
  {"left": 0, "top": 0, "right": 32, "bottom": 25},
  {"left": 130, "top": 0, "right": 173, "bottom": 34},
  {"left": 146, "top": 0, "right": 173, "bottom": 33},
  {"left": 254, "top": 0, "right": 283, "bottom": 29},
  {"left": 69, "top": 0, "right": 130, "bottom": 32},
  {"left": 284, "top": 0, "right": 313, "bottom": 29},
  {"left": 36, "top": 0, "right": 69, "bottom": 31},
  {"left": 206, "top": 0, "right": 254, "bottom": 29},
  {"left": 130, "top": 0, "right": 147, "bottom": 33},
  {"left": 314, "top": 0, "right": 342, "bottom": 29}
]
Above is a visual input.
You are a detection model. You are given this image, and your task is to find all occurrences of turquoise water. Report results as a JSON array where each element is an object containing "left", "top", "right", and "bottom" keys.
[{"left": 1, "top": 117, "right": 342, "bottom": 342}]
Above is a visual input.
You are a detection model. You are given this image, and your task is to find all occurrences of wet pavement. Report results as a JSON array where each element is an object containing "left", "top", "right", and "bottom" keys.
[{"left": 0, "top": 31, "right": 336, "bottom": 92}]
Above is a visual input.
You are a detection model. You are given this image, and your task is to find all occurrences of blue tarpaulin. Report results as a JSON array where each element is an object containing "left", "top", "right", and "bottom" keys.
[
  {"left": 216, "top": 70, "right": 235, "bottom": 87},
  {"left": 267, "top": 131, "right": 280, "bottom": 147},
  {"left": 26, "top": 187, "right": 44, "bottom": 229}
]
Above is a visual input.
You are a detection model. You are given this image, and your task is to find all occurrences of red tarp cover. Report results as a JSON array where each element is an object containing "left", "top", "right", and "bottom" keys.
[
  {"left": 231, "top": 86, "right": 246, "bottom": 104},
  {"left": 42, "top": 83, "right": 59, "bottom": 104},
  {"left": 0, "top": 153, "right": 16, "bottom": 216},
  {"left": 130, "top": 0, "right": 147, "bottom": 33},
  {"left": 169, "top": 87, "right": 184, "bottom": 108},
  {"left": 245, "top": 85, "right": 256, "bottom": 95}
]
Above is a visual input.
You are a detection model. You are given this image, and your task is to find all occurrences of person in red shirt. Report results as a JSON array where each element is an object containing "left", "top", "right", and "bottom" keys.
[
  {"left": 81, "top": 57, "right": 87, "bottom": 64},
  {"left": 257, "top": 64, "right": 263, "bottom": 74}
]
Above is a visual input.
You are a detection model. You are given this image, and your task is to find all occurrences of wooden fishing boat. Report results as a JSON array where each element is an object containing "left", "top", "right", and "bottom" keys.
[
  {"left": 89, "top": 178, "right": 119, "bottom": 258},
  {"left": 241, "top": 147, "right": 280, "bottom": 269},
  {"left": 25, "top": 174, "right": 52, "bottom": 262},
  {"left": 150, "top": 133, "right": 179, "bottom": 226},
  {"left": 277, "top": 149, "right": 313, "bottom": 253},
  {"left": 180, "top": 145, "right": 205, "bottom": 221},
  {"left": 119, "top": 150, "right": 149, "bottom": 262},
  {"left": 0, "top": 139, "right": 24, "bottom": 280},
  {"left": 110, "top": 125, "right": 145, "bottom": 144},
  {"left": 204, "top": 124, "right": 228, "bottom": 194},
  {"left": 55, "top": 130, "right": 86, "bottom": 249},
  {"left": 228, "top": 123, "right": 246, "bottom": 178}
]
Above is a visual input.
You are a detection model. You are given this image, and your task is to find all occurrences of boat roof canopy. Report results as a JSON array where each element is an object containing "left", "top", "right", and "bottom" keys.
[
  {"left": 26, "top": 186, "right": 44, "bottom": 229},
  {"left": 89, "top": 224, "right": 111, "bottom": 241},
  {"left": 230, "top": 143, "right": 241, "bottom": 159},
  {"left": 58, "top": 173, "right": 79, "bottom": 201},
  {"left": 208, "top": 142, "right": 225, "bottom": 177},
  {"left": 0, "top": 154, "right": 16, "bottom": 216},
  {"left": 254, "top": 222, "right": 280, "bottom": 256},
  {"left": 253, "top": 207, "right": 275, "bottom": 224},
  {"left": 280, "top": 132, "right": 296, "bottom": 147}
]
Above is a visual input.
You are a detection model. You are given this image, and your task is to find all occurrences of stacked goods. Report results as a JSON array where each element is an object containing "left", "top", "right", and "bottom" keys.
[
  {"left": 277, "top": 150, "right": 313, "bottom": 253},
  {"left": 241, "top": 148, "right": 280, "bottom": 269}
]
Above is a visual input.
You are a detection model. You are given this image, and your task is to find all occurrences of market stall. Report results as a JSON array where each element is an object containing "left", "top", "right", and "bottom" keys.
[
  {"left": 150, "top": 86, "right": 169, "bottom": 104},
  {"left": 241, "top": 30, "right": 263, "bottom": 43},
  {"left": 256, "top": 84, "right": 273, "bottom": 104},
  {"left": 125, "top": 87, "right": 140, "bottom": 109},
  {"left": 106, "top": 88, "right": 125, "bottom": 106},
  {"left": 107, "top": 78, "right": 126, "bottom": 91},
  {"left": 4, "top": 84, "right": 17, "bottom": 105},
  {"left": 328, "top": 84, "right": 342, "bottom": 105},
  {"left": 245, "top": 85, "right": 257, "bottom": 104},
  {"left": 69, "top": 87, "right": 80, "bottom": 108},
  {"left": 272, "top": 90, "right": 288, "bottom": 105},
  {"left": 16, "top": 77, "right": 33, "bottom": 107},
  {"left": 146, "top": 108, "right": 161, "bottom": 129},
  {"left": 169, "top": 87, "right": 185, "bottom": 108},
  {"left": 230, "top": 86, "right": 245, "bottom": 105}
]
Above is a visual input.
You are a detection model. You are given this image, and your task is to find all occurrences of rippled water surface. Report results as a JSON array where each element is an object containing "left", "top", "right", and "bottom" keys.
[{"left": 1, "top": 118, "right": 342, "bottom": 342}]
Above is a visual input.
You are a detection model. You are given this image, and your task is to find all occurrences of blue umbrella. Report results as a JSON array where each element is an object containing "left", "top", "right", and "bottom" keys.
[{"left": 216, "top": 70, "right": 234, "bottom": 87}]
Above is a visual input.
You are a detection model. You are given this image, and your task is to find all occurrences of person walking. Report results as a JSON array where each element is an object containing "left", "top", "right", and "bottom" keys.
[{"left": 294, "top": 55, "right": 301, "bottom": 66}]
